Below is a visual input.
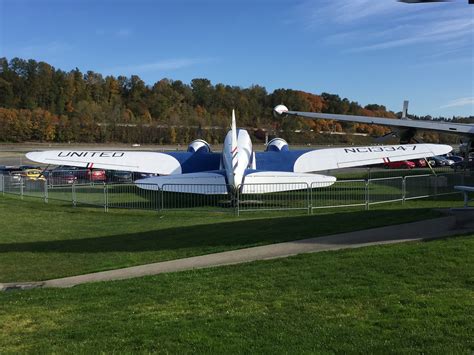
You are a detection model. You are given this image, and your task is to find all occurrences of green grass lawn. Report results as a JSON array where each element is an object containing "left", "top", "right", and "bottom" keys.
[
  {"left": 333, "top": 166, "right": 455, "bottom": 180},
  {"left": 0, "top": 193, "right": 467, "bottom": 282},
  {"left": 0, "top": 235, "right": 472, "bottom": 353}
]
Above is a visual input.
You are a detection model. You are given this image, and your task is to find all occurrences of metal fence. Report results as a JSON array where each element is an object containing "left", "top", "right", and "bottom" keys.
[{"left": 1, "top": 171, "right": 472, "bottom": 215}]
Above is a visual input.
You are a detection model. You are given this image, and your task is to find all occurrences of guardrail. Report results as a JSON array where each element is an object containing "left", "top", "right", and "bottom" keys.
[
  {"left": 1, "top": 171, "right": 471, "bottom": 215},
  {"left": 237, "top": 183, "right": 310, "bottom": 213}
]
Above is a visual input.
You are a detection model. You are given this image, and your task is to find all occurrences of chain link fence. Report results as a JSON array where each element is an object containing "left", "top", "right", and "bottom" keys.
[{"left": 1, "top": 170, "right": 472, "bottom": 214}]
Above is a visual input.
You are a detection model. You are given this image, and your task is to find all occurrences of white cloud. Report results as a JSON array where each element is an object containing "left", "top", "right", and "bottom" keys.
[
  {"left": 439, "top": 97, "right": 474, "bottom": 109},
  {"left": 299, "top": 0, "right": 402, "bottom": 27},
  {"left": 296, "top": 0, "right": 473, "bottom": 55},
  {"left": 347, "top": 18, "right": 474, "bottom": 52},
  {"left": 10, "top": 41, "right": 73, "bottom": 58}
]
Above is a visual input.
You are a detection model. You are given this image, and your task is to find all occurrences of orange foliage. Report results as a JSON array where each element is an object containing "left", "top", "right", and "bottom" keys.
[{"left": 297, "top": 91, "right": 325, "bottom": 112}]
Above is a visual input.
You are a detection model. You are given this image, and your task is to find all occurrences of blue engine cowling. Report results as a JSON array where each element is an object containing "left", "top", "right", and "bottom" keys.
[
  {"left": 265, "top": 138, "right": 289, "bottom": 152},
  {"left": 187, "top": 139, "right": 211, "bottom": 153}
]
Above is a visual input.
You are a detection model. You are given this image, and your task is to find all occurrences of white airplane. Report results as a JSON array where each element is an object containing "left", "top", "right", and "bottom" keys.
[
  {"left": 26, "top": 110, "right": 452, "bottom": 194},
  {"left": 273, "top": 102, "right": 474, "bottom": 154}
]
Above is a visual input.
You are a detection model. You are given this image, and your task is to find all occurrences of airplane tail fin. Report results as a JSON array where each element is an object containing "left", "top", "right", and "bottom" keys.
[
  {"left": 401, "top": 100, "right": 410, "bottom": 120},
  {"left": 231, "top": 109, "right": 238, "bottom": 151}
]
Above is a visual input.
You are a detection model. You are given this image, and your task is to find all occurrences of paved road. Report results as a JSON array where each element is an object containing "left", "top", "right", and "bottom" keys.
[{"left": 2, "top": 213, "right": 473, "bottom": 291}]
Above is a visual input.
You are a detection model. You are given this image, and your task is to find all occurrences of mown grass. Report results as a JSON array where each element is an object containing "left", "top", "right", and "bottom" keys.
[
  {"left": 0, "top": 235, "right": 472, "bottom": 353},
  {"left": 0, "top": 193, "right": 466, "bottom": 282},
  {"left": 333, "top": 166, "right": 455, "bottom": 180}
]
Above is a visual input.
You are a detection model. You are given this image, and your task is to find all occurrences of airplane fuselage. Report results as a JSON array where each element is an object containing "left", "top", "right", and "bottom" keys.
[{"left": 223, "top": 128, "right": 252, "bottom": 189}]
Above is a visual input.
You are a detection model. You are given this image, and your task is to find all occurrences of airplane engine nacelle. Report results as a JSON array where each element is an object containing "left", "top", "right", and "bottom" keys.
[
  {"left": 265, "top": 138, "right": 289, "bottom": 152},
  {"left": 187, "top": 139, "right": 211, "bottom": 153},
  {"left": 273, "top": 104, "right": 289, "bottom": 118}
]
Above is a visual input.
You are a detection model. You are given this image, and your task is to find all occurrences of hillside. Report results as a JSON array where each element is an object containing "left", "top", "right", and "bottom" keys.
[{"left": 0, "top": 57, "right": 463, "bottom": 145}]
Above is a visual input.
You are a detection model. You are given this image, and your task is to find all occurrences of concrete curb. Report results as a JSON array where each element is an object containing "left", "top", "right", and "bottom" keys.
[{"left": 2, "top": 214, "right": 473, "bottom": 291}]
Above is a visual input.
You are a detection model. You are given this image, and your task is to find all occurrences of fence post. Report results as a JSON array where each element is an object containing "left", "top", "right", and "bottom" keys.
[
  {"left": 44, "top": 179, "right": 48, "bottom": 204},
  {"left": 72, "top": 182, "right": 77, "bottom": 207},
  {"left": 365, "top": 179, "right": 370, "bottom": 210},
  {"left": 1, "top": 174, "right": 4, "bottom": 196},
  {"left": 307, "top": 183, "right": 311, "bottom": 215},
  {"left": 104, "top": 183, "right": 108, "bottom": 212},
  {"left": 161, "top": 186, "right": 165, "bottom": 210},
  {"left": 20, "top": 176, "right": 24, "bottom": 200},
  {"left": 236, "top": 186, "right": 240, "bottom": 217},
  {"left": 402, "top": 177, "right": 406, "bottom": 204},
  {"left": 155, "top": 186, "right": 162, "bottom": 211}
]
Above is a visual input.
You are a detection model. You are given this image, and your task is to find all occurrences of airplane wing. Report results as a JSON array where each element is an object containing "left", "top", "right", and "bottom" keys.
[
  {"left": 275, "top": 107, "right": 474, "bottom": 136},
  {"left": 25, "top": 150, "right": 221, "bottom": 175},
  {"left": 256, "top": 144, "right": 452, "bottom": 173},
  {"left": 293, "top": 144, "right": 451, "bottom": 172}
]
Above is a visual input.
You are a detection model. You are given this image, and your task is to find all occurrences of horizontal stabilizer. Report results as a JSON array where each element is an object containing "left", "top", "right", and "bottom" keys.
[
  {"left": 26, "top": 151, "right": 182, "bottom": 175},
  {"left": 136, "top": 172, "right": 228, "bottom": 194},
  {"left": 241, "top": 171, "right": 336, "bottom": 193},
  {"left": 294, "top": 144, "right": 452, "bottom": 172}
]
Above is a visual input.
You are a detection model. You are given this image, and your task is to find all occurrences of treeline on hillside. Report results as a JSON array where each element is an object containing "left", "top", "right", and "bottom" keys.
[{"left": 0, "top": 57, "right": 464, "bottom": 144}]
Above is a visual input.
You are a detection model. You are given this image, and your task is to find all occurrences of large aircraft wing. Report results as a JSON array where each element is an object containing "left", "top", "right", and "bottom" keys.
[
  {"left": 274, "top": 105, "right": 474, "bottom": 136},
  {"left": 293, "top": 144, "right": 451, "bottom": 172},
  {"left": 25, "top": 150, "right": 221, "bottom": 175},
  {"left": 257, "top": 144, "right": 452, "bottom": 173}
]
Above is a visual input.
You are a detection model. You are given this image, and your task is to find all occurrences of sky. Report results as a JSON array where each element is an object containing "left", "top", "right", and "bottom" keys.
[{"left": 0, "top": 0, "right": 473, "bottom": 117}]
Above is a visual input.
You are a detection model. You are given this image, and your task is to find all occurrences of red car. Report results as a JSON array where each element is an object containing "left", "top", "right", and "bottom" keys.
[
  {"left": 384, "top": 160, "right": 415, "bottom": 169},
  {"left": 52, "top": 166, "right": 107, "bottom": 183},
  {"left": 411, "top": 159, "right": 428, "bottom": 168},
  {"left": 89, "top": 169, "right": 106, "bottom": 182},
  {"left": 72, "top": 168, "right": 106, "bottom": 182}
]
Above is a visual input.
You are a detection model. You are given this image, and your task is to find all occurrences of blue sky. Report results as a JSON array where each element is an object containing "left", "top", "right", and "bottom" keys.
[{"left": 0, "top": 0, "right": 473, "bottom": 117}]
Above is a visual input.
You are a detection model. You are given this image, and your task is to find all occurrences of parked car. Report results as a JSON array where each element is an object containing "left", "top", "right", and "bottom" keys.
[
  {"left": 411, "top": 159, "right": 427, "bottom": 168},
  {"left": 18, "top": 165, "right": 41, "bottom": 171},
  {"left": 89, "top": 169, "right": 107, "bottom": 182},
  {"left": 2, "top": 169, "right": 23, "bottom": 185},
  {"left": 451, "top": 157, "right": 474, "bottom": 171},
  {"left": 428, "top": 155, "right": 455, "bottom": 167},
  {"left": 45, "top": 169, "right": 78, "bottom": 185},
  {"left": 108, "top": 170, "right": 133, "bottom": 183},
  {"left": 21, "top": 169, "right": 46, "bottom": 181},
  {"left": 0, "top": 166, "right": 20, "bottom": 175},
  {"left": 384, "top": 160, "right": 415, "bottom": 169},
  {"left": 51, "top": 166, "right": 106, "bottom": 183},
  {"left": 132, "top": 172, "right": 156, "bottom": 181},
  {"left": 444, "top": 153, "right": 463, "bottom": 163},
  {"left": 106, "top": 170, "right": 156, "bottom": 183}
]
